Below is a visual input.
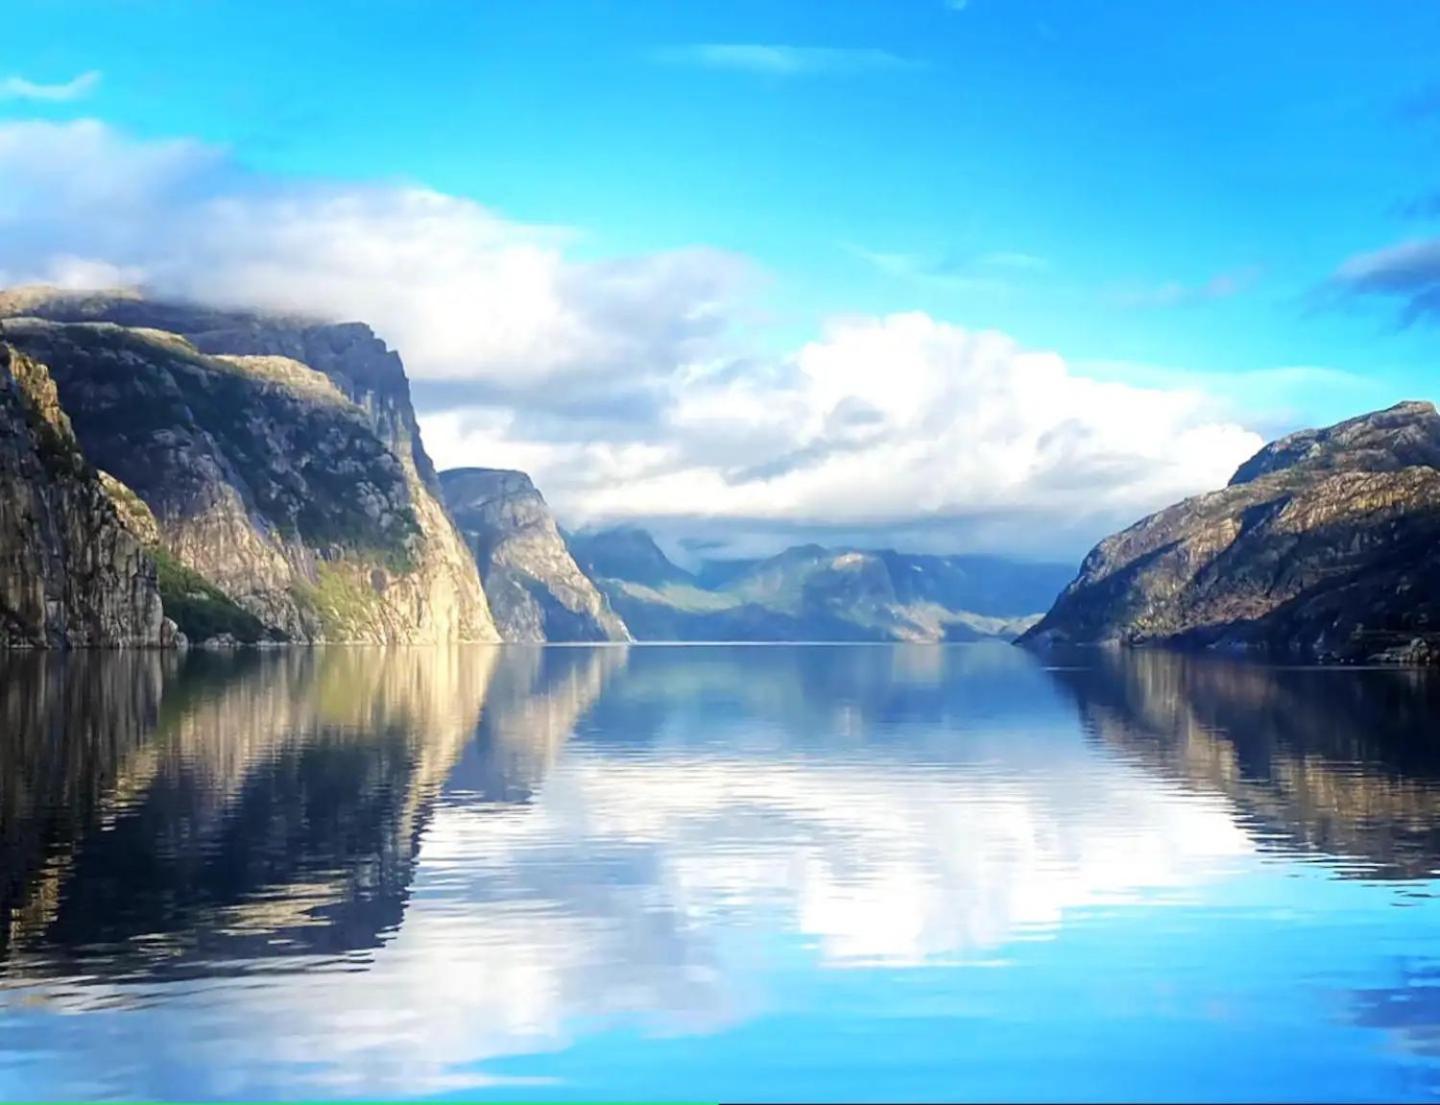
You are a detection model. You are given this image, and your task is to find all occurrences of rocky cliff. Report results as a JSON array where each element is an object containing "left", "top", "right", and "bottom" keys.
[
  {"left": 1022, "top": 401, "right": 1440, "bottom": 662},
  {"left": 0, "top": 289, "right": 497, "bottom": 644},
  {"left": 0, "top": 337, "right": 168, "bottom": 647},
  {"left": 439, "top": 467, "right": 628, "bottom": 642},
  {"left": 0, "top": 300, "right": 498, "bottom": 645}
]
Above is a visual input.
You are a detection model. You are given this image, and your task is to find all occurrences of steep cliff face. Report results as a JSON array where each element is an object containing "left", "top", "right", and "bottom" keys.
[
  {"left": 439, "top": 467, "right": 628, "bottom": 642},
  {"left": 1, "top": 289, "right": 495, "bottom": 645},
  {"left": 2, "top": 315, "right": 497, "bottom": 644},
  {"left": 1022, "top": 401, "right": 1440, "bottom": 662},
  {"left": 0, "top": 340, "right": 167, "bottom": 647}
]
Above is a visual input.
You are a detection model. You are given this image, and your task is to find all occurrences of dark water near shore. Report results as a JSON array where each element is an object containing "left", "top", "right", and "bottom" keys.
[{"left": 3, "top": 642, "right": 1440, "bottom": 1101}]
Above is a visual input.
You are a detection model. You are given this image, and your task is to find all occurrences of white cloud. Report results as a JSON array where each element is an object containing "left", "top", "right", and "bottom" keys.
[
  {"left": 0, "top": 120, "right": 750, "bottom": 401},
  {"left": 426, "top": 313, "right": 1263, "bottom": 557},
  {"left": 655, "top": 44, "right": 922, "bottom": 76},
  {"left": 1076, "top": 358, "right": 1395, "bottom": 442},
  {"left": 0, "top": 70, "right": 101, "bottom": 102},
  {"left": 0, "top": 119, "right": 1268, "bottom": 559}
]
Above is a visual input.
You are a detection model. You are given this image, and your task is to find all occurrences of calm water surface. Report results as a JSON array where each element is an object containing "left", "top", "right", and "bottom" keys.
[{"left": 3, "top": 642, "right": 1440, "bottom": 1101}]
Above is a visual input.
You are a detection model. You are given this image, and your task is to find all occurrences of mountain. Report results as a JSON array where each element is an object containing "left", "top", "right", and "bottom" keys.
[
  {"left": 568, "top": 526, "right": 694, "bottom": 589},
  {"left": 706, "top": 546, "right": 1073, "bottom": 621},
  {"left": 0, "top": 336, "right": 169, "bottom": 646},
  {"left": 1022, "top": 401, "right": 1440, "bottom": 663},
  {"left": 571, "top": 528, "right": 1067, "bottom": 642},
  {"left": 0, "top": 289, "right": 498, "bottom": 645},
  {"left": 439, "top": 468, "right": 628, "bottom": 642}
]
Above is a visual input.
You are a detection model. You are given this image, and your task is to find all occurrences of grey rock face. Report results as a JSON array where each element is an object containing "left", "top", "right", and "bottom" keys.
[
  {"left": 0, "top": 340, "right": 165, "bottom": 646},
  {"left": 1022, "top": 401, "right": 1440, "bottom": 662},
  {"left": 440, "top": 468, "right": 629, "bottom": 642},
  {"left": 1, "top": 301, "right": 498, "bottom": 644}
]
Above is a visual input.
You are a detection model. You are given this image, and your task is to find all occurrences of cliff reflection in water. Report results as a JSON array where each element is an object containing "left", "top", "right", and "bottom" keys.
[
  {"left": 9, "top": 643, "right": 1440, "bottom": 989},
  {"left": 0, "top": 645, "right": 623, "bottom": 988},
  {"left": 1047, "top": 648, "right": 1440, "bottom": 878}
]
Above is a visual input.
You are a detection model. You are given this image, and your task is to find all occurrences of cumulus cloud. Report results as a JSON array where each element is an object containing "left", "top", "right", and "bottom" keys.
[
  {"left": 654, "top": 44, "right": 922, "bottom": 76},
  {"left": 426, "top": 313, "right": 1262, "bottom": 558},
  {"left": 0, "top": 118, "right": 1265, "bottom": 559},
  {"left": 0, "top": 70, "right": 101, "bottom": 102},
  {"left": 509, "top": 311, "right": 1261, "bottom": 553},
  {"left": 1330, "top": 236, "right": 1440, "bottom": 325}
]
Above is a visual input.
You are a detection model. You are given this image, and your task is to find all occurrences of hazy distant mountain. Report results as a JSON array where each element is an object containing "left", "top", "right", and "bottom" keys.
[
  {"left": 571, "top": 528, "right": 1069, "bottom": 642},
  {"left": 1022, "top": 401, "right": 1440, "bottom": 663},
  {"left": 568, "top": 526, "right": 695, "bottom": 590}
]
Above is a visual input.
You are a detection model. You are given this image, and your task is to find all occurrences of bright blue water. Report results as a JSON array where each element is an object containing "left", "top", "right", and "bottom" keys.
[{"left": 2, "top": 643, "right": 1440, "bottom": 1102}]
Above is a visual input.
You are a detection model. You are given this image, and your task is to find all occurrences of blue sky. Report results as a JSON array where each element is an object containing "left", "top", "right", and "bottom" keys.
[{"left": 3, "top": 0, "right": 1439, "bottom": 559}]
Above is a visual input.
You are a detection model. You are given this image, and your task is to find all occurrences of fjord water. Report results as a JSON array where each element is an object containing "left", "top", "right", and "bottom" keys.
[{"left": 2, "top": 645, "right": 1440, "bottom": 1101}]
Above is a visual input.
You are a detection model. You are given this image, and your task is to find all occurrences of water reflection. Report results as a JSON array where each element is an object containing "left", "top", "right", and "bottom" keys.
[
  {"left": 1048, "top": 648, "right": 1440, "bottom": 878},
  {"left": 0, "top": 648, "right": 502, "bottom": 986},
  {"left": 1, "top": 643, "right": 1439, "bottom": 1099}
]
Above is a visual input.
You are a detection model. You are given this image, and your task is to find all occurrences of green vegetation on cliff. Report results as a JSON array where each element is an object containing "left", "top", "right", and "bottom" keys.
[
  {"left": 151, "top": 547, "right": 276, "bottom": 644},
  {"left": 290, "top": 564, "right": 385, "bottom": 642}
]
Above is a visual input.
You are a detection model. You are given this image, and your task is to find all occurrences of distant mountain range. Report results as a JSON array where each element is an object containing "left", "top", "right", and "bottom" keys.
[{"left": 568, "top": 527, "right": 1070, "bottom": 643}]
